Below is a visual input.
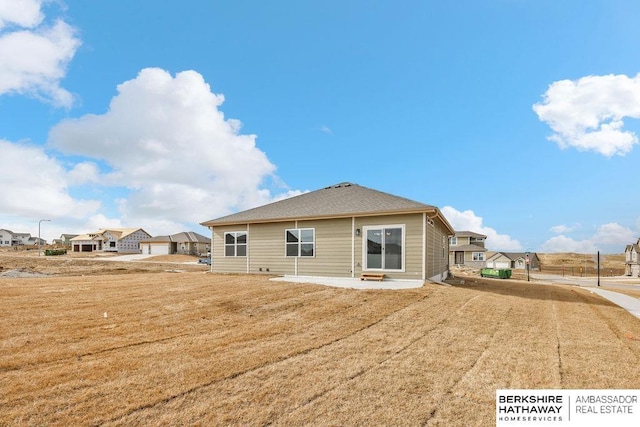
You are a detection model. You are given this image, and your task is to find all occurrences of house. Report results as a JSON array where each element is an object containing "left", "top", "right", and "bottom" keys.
[
  {"left": 140, "top": 232, "right": 210, "bottom": 256},
  {"left": 200, "top": 182, "right": 455, "bottom": 281},
  {"left": 0, "top": 229, "right": 45, "bottom": 246},
  {"left": 0, "top": 229, "right": 17, "bottom": 246},
  {"left": 448, "top": 231, "right": 487, "bottom": 268},
  {"left": 486, "top": 252, "right": 539, "bottom": 270},
  {"left": 27, "top": 236, "right": 47, "bottom": 246},
  {"left": 625, "top": 238, "right": 640, "bottom": 277},
  {"left": 70, "top": 228, "right": 151, "bottom": 253},
  {"left": 52, "top": 234, "right": 78, "bottom": 246}
]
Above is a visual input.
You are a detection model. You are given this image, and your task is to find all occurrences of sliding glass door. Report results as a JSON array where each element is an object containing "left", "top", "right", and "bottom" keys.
[{"left": 365, "top": 226, "right": 403, "bottom": 270}]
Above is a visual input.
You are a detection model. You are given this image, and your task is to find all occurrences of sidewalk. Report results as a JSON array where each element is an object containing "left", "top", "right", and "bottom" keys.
[
  {"left": 588, "top": 288, "right": 640, "bottom": 320},
  {"left": 530, "top": 273, "right": 640, "bottom": 320}
]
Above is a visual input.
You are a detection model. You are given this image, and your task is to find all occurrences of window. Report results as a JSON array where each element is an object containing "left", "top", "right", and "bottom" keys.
[
  {"left": 225, "top": 232, "right": 247, "bottom": 257},
  {"left": 285, "top": 228, "right": 314, "bottom": 257},
  {"left": 449, "top": 237, "right": 457, "bottom": 246},
  {"left": 364, "top": 226, "right": 404, "bottom": 270},
  {"left": 472, "top": 252, "right": 485, "bottom": 261}
]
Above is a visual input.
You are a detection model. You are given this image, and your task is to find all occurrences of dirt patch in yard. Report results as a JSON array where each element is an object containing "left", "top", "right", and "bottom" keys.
[{"left": 0, "top": 249, "right": 207, "bottom": 276}]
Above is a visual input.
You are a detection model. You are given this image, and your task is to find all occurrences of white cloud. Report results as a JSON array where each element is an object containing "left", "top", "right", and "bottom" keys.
[
  {"left": 549, "top": 224, "right": 580, "bottom": 234},
  {"left": 66, "top": 161, "right": 101, "bottom": 185},
  {"left": 0, "top": 1, "right": 80, "bottom": 107},
  {"left": 592, "top": 222, "right": 636, "bottom": 246},
  {"left": 0, "top": 0, "right": 44, "bottom": 29},
  {"left": 533, "top": 74, "right": 640, "bottom": 157},
  {"left": 540, "top": 222, "right": 636, "bottom": 253},
  {"left": 540, "top": 235, "right": 597, "bottom": 254},
  {"left": 320, "top": 125, "right": 333, "bottom": 135},
  {"left": 80, "top": 214, "right": 123, "bottom": 233},
  {"left": 441, "top": 206, "right": 522, "bottom": 251},
  {"left": 48, "top": 68, "right": 292, "bottom": 226},
  {"left": 0, "top": 139, "right": 101, "bottom": 219}
]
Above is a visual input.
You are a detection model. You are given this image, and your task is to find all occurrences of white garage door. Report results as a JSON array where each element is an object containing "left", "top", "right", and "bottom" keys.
[
  {"left": 487, "top": 261, "right": 510, "bottom": 269},
  {"left": 150, "top": 244, "right": 169, "bottom": 255}
]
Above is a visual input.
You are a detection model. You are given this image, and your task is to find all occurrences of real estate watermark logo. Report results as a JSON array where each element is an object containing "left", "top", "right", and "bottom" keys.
[{"left": 496, "top": 389, "right": 640, "bottom": 427}]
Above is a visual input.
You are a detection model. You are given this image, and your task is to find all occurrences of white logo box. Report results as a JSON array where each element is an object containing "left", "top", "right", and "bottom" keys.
[{"left": 496, "top": 389, "right": 640, "bottom": 427}]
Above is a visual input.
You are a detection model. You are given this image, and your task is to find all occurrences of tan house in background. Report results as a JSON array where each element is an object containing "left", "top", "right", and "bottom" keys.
[
  {"left": 625, "top": 238, "right": 640, "bottom": 277},
  {"left": 140, "top": 231, "right": 210, "bottom": 256},
  {"left": 52, "top": 234, "right": 78, "bottom": 246},
  {"left": 486, "top": 252, "right": 539, "bottom": 270},
  {"left": 71, "top": 228, "right": 151, "bottom": 253},
  {"left": 448, "top": 230, "right": 487, "bottom": 268},
  {"left": 201, "top": 182, "right": 455, "bottom": 282}
]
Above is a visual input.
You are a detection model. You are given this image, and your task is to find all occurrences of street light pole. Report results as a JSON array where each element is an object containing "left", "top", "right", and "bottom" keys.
[{"left": 38, "top": 219, "right": 51, "bottom": 256}]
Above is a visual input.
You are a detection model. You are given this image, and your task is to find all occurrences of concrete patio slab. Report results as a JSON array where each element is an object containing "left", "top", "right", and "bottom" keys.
[{"left": 270, "top": 275, "right": 425, "bottom": 290}]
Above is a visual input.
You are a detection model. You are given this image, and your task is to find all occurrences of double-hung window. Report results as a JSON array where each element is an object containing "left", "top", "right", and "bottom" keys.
[
  {"left": 472, "top": 252, "right": 485, "bottom": 261},
  {"left": 285, "top": 228, "right": 314, "bottom": 257},
  {"left": 225, "top": 232, "right": 247, "bottom": 256}
]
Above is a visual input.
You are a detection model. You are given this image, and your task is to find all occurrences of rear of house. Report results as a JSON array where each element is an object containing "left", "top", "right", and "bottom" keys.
[
  {"left": 201, "top": 183, "right": 454, "bottom": 282},
  {"left": 448, "top": 231, "right": 487, "bottom": 268}
]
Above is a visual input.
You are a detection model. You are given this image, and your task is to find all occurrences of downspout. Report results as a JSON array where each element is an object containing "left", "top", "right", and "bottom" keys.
[
  {"left": 422, "top": 212, "right": 427, "bottom": 281},
  {"left": 246, "top": 223, "right": 250, "bottom": 274},
  {"left": 351, "top": 217, "right": 356, "bottom": 278},
  {"left": 294, "top": 220, "right": 298, "bottom": 276},
  {"left": 209, "top": 226, "right": 214, "bottom": 273}
]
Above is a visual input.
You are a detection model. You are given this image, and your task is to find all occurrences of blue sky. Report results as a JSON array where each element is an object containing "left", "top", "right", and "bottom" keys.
[{"left": 1, "top": 0, "right": 640, "bottom": 253}]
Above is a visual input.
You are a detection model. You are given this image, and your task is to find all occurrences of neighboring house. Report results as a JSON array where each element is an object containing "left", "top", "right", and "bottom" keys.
[
  {"left": 448, "top": 231, "right": 487, "bottom": 268},
  {"left": 486, "top": 252, "right": 540, "bottom": 270},
  {"left": 200, "top": 182, "right": 455, "bottom": 282},
  {"left": 0, "top": 229, "right": 16, "bottom": 247},
  {"left": 27, "top": 236, "right": 46, "bottom": 246},
  {"left": 52, "top": 234, "right": 79, "bottom": 246},
  {"left": 0, "top": 229, "right": 46, "bottom": 246},
  {"left": 625, "top": 238, "right": 640, "bottom": 277},
  {"left": 14, "top": 233, "right": 33, "bottom": 245},
  {"left": 140, "top": 232, "right": 210, "bottom": 256},
  {"left": 71, "top": 228, "right": 151, "bottom": 253}
]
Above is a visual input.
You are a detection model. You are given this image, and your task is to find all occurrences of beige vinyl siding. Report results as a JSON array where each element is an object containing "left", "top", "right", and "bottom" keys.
[
  {"left": 452, "top": 236, "right": 471, "bottom": 246},
  {"left": 210, "top": 211, "right": 452, "bottom": 280},
  {"left": 426, "top": 216, "right": 450, "bottom": 280},
  {"left": 297, "top": 218, "right": 353, "bottom": 277},
  {"left": 248, "top": 222, "right": 296, "bottom": 275},
  {"left": 355, "top": 214, "right": 424, "bottom": 280},
  {"left": 212, "top": 225, "right": 248, "bottom": 273}
]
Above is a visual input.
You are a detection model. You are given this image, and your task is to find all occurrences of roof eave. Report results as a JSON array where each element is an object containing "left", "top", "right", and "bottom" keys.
[{"left": 201, "top": 207, "right": 440, "bottom": 228}]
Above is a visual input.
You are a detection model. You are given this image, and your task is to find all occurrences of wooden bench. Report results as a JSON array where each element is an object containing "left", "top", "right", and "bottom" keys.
[{"left": 360, "top": 273, "right": 385, "bottom": 281}]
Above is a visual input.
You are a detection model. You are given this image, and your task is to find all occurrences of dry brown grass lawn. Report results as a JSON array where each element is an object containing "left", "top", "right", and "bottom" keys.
[
  {"left": 0, "top": 251, "right": 206, "bottom": 276},
  {"left": 2, "top": 267, "right": 640, "bottom": 426}
]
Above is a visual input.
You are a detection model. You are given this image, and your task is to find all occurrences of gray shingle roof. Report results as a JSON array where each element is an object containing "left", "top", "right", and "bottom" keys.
[
  {"left": 141, "top": 231, "right": 209, "bottom": 243},
  {"left": 201, "top": 182, "right": 451, "bottom": 229},
  {"left": 454, "top": 230, "right": 487, "bottom": 238}
]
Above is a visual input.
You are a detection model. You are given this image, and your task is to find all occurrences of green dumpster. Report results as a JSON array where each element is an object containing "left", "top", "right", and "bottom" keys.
[
  {"left": 44, "top": 249, "right": 67, "bottom": 256},
  {"left": 481, "top": 268, "right": 512, "bottom": 279}
]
